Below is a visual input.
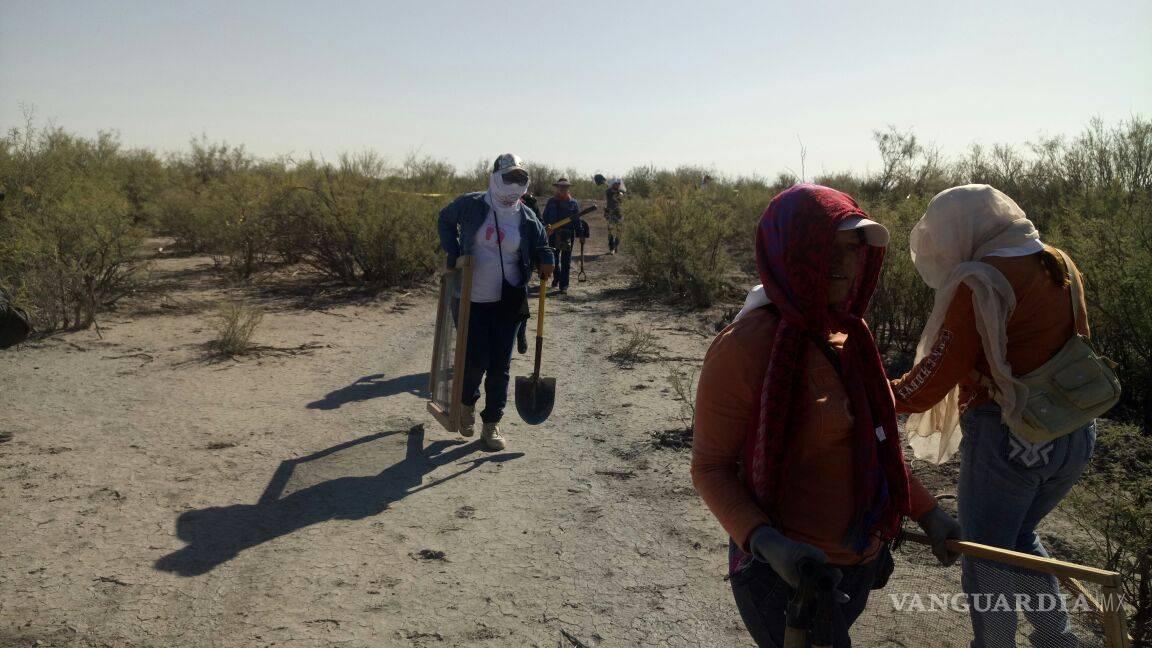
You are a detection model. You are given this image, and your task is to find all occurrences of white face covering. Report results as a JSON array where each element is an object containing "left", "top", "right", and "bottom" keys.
[{"left": 487, "top": 171, "right": 528, "bottom": 215}]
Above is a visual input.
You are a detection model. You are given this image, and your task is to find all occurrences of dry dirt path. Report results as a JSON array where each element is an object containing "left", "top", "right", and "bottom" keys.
[{"left": 1, "top": 214, "right": 751, "bottom": 647}]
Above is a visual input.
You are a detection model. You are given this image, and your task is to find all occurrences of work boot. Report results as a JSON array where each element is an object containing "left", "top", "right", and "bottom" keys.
[
  {"left": 481, "top": 422, "right": 506, "bottom": 451},
  {"left": 517, "top": 326, "right": 528, "bottom": 354},
  {"left": 459, "top": 405, "right": 475, "bottom": 438}
]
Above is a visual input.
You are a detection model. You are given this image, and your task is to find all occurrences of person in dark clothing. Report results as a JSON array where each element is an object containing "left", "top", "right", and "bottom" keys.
[
  {"left": 605, "top": 178, "right": 625, "bottom": 254},
  {"left": 541, "top": 178, "right": 582, "bottom": 294},
  {"left": 521, "top": 192, "right": 540, "bottom": 219}
]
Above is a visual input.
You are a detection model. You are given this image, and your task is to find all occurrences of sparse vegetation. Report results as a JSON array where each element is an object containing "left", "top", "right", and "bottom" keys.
[
  {"left": 1063, "top": 423, "right": 1152, "bottom": 645},
  {"left": 608, "top": 326, "right": 660, "bottom": 364},
  {"left": 620, "top": 117, "right": 1152, "bottom": 427},
  {"left": 666, "top": 364, "right": 698, "bottom": 430},
  {"left": 212, "top": 299, "right": 263, "bottom": 356}
]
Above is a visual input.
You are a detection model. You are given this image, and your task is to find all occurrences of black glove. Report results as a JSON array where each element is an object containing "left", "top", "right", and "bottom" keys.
[
  {"left": 918, "top": 506, "right": 962, "bottom": 566},
  {"left": 749, "top": 524, "right": 831, "bottom": 588}
]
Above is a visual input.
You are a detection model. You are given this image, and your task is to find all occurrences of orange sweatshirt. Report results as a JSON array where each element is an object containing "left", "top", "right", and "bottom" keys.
[
  {"left": 691, "top": 307, "right": 937, "bottom": 566},
  {"left": 893, "top": 249, "right": 1089, "bottom": 414}
]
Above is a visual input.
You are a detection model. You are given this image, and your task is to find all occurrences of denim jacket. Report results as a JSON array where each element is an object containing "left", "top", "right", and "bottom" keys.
[
  {"left": 543, "top": 196, "right": 588, "bottom": 243},
  {"left": 437, "top": 192, "right": 555, "bottom": 286}
]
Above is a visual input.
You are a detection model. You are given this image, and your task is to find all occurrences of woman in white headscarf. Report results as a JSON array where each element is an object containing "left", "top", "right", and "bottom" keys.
[{"left": 890, "top": 185, "right": 1094, "bottom": 647}]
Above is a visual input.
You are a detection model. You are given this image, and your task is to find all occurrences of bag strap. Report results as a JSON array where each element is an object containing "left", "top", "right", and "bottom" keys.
[
  {"left": 492, "top": 208, "right": 508, "bottom": 285},
  {"left": 971, "top": 247, "right": 1090, "bottom": 395},
  {"left": 1049, "top": 247, "right": 1088, "bottom": 341}
]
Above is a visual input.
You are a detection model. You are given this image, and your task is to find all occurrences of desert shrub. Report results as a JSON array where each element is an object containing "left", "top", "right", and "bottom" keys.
[
  {"left": 198, "top": 165, "right": 286, "bottom": 280},
  {"left": 608, "top": 326, "right": 659, "bottom": 364},
  {"left": 666, "top": 364, "right": 699, "bottom": 430},
  {"left": 387, "top": 152, "right": 486, "bottom": 197},
  {"left": 293, "top": 161, "right": 440, "bottom": 286},
  {"left": 1050, "top": 192, "right": 1152, "bottom": 426},
  {"left": 1063, "top": 423, "right": 1152, "bottom": 645},
  {"left": 0, "top": 122, "right": 145, "bottom": 330},
  {"left": 864, "top": 197, "right": 936, "bottom": 369},
  {"left": 155, "top": 183, "right": 212, "bottom": 253},
  {"left": 213, "top": 299, "right": 263, "bottom": 355},
  {"left": 625, "top": 188, "right": 731, "bottom": 307},
  {"left": 114, "top": 148, "right": 167, "bottom": 226}
]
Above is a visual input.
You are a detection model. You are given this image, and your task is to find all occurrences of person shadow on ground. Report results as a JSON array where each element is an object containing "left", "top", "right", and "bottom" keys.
[
  {"left": 306, "top": 372, "right": 430, "bottom": 410},
  {"left": 154, "top": 424, "right": 521, "bottom": 577}
]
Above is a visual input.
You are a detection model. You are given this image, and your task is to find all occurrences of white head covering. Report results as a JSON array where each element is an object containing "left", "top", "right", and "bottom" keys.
[
  {"left": 487, "top": 172, "right": 527, "bottom": 216},
  {"left": 904, "top": 184, "right": 1044, "bottom": 463}
]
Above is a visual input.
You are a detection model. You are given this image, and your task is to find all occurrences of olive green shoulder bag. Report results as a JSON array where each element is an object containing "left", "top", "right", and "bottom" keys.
[{"left": 992, "top": 249, "right": 1122, "bottom": 443}]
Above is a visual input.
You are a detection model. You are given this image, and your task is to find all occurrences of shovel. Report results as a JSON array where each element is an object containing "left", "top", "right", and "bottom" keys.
[
  {"left": 544, "top": 205, "right": 598, "bottom": 235},
  {"left": 577, "top": 237, "right": 588, "bottom": 282},
  {"left": 515, "top": 282, "right": 555, "bottom": 424}
]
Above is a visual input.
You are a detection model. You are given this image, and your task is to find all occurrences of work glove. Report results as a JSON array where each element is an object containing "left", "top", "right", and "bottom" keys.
[
  {"left": 537, "top": 263, "right": 554, "bottom": 281},
  {"left": 748, "top": 524, "right": 831, "bottom": 589},
  {"left": 918, "top": 505, "right": 961, "bottom": 566}
]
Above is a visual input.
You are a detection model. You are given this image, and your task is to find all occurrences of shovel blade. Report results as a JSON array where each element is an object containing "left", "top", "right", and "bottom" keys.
[{"left": 514, "top": 375, "right": 556, "bottom": 425}]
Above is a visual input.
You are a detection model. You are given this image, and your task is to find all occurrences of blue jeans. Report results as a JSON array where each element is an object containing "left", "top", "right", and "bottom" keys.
[
  {"left": 957, "top": 404, "right": 1096, "bottom": 648},
  {"left": 730, "top": 541, "right": 885, "bottom": 647},
  {"left": 461, "top": 300, "right": 520, "bottom": 424},
  {"left": 554, "top": 248, "right": 572, "bottom": 289}
]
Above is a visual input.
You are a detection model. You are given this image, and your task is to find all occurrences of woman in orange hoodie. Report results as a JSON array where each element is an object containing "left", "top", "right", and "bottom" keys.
[{"left": 692, "top": 184, "right": 959, "bottom": 647}]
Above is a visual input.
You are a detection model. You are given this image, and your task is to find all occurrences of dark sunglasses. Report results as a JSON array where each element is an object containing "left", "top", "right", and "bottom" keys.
[{"left": 501, "top": 170, "right": 529, "bottom": 184}]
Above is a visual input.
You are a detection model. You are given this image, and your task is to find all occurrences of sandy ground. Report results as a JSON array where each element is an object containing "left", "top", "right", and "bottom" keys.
[{"left": 0, "top": 211, "right": 1108, "bottom": 647}]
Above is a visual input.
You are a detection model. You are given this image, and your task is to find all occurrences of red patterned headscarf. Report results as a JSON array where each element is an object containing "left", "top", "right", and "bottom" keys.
[{"left": 744, "top": 184, "right": 911, "bottom": 550}]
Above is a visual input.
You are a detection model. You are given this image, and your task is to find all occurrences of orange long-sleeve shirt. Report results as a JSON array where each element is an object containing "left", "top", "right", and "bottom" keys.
[
  {"left": 892, "top": 249, "right": 1089, "bottom": 414},
  {"left": 690, "top": 306, "right": 936, "bottom": 566}
]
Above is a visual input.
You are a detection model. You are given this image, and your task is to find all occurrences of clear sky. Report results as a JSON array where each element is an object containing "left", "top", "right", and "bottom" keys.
[{"left": 2, "top": 0, "right": 1150, "bottom": 179}]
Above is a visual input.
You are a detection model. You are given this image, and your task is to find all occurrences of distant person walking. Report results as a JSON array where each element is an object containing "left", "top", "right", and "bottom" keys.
[
  {"left": 891, "top": 185, "right": 1104, "bottom": 647},
  {"left": 604, "top": 178, "right": 625, "bottom": 254},
  {"left": 521, "top": 191, "right": 540, "bottom": 219},
  {"left": 541, "top": 178, "right": 582, "bottom": 294},
  {"left": 437, "top": 154, "right": 554, "bottom": 450}
]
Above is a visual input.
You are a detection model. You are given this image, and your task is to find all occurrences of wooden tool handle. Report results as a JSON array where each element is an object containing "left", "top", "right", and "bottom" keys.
[
  {"left": 533, "top": 285, "right": 546, "bottom": 378},
  {"left": 545, "top": 206, "right": 598, "bottom": 234},
  {"left": 902, "top": 531, "right": 1121, "bottom": 586}
]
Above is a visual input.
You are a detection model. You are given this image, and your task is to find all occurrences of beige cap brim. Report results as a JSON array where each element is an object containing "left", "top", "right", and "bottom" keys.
[{"left": 839, "top": 216, "right": 890, "bottom": 247}]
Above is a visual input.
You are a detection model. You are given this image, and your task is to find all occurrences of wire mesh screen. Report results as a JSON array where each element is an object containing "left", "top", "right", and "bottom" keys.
[
  {"left": 852, "top": 530, "right": 1116, "bottom": 647},
  {"left": 431, "top": 271, "right": 463, "bottom": 412}
]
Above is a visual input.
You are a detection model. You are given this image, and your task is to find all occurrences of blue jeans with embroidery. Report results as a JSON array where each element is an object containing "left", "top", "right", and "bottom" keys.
[{"left": 957, "top": 403, "right": 1096, "bottom": 647}]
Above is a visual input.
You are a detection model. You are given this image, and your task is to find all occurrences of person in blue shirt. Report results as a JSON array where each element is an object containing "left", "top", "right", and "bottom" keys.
[{"left": 541, "top": 178, "right": 582, "bottom": 295}]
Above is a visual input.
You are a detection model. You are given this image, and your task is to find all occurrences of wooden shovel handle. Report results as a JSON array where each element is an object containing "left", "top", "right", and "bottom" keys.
[{"left": 533, "top": 285, "right": 546, "bottom": 378}]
